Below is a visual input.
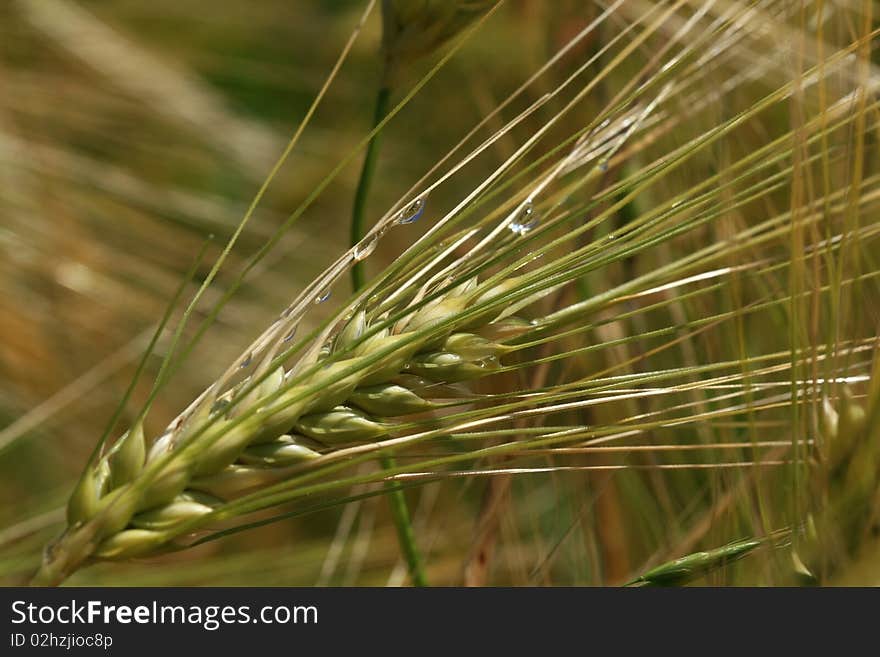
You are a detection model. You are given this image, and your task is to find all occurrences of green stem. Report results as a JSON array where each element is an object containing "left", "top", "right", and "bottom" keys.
[
  {"left": 381, "top": 460, "right": 428, "bottom": 587},
  {"left": 350, "top": 84, "right": 392, "bottom": 291},
  {"left": 349, "top": 82, "right": 428, "bottom": 587}
]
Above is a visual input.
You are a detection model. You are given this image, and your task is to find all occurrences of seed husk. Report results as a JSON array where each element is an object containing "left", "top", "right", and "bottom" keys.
[
  {"left": 131, "top": 491, "right": 221, "bottom": 531},
  {"left": 407, "top": 351, "right": 501, "bottom": 382},
  {"left": 107, "top": 422, "right": 146, "bottom": 490},
  {"left": 94, "top": 529, "right": 166, "bottom": 559},
  {"left": 349, "top": 383, "right": 433, "bottom": 417},
  {"left": 239, "top": 434, "right": 323, "bottom": 466},
  {"left": 296, "top": 406, "right": 389, "bottom": 445}
]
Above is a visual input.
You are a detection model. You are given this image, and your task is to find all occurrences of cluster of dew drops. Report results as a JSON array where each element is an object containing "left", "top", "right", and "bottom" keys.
[
  {"left": 234, "top": 196, "right": 430, "bottom": 374},
  {"left": 239, "top": 193, "right": 542, "bottom": 375}
]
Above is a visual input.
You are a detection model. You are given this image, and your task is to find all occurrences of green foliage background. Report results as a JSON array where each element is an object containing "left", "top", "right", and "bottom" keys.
[{"left": 1, "top": 0, "right": 878, "bottom": 586}]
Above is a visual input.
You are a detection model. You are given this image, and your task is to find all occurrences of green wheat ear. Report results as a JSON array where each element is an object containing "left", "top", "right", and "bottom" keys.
[
  {"left": 33, "top": 266, "right": 535, "bottom": 584},
  {"left": 627, "top": 537, "right": 765, "bottom": 587}
]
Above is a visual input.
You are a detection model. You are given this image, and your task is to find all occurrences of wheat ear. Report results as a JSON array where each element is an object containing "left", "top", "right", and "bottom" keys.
[{"left": 33, "top": 258, "right": 539, "bottom": 585}]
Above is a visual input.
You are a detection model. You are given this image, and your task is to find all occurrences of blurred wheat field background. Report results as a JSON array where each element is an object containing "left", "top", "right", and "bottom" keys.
[{"left": 1, "top": 0, "right": 878, "bottom": 586}]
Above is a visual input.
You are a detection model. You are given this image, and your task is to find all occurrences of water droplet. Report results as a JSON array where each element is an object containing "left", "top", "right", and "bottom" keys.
[
  {"left": 240, "top": 353, "right": 253, "bottom": 368},
  {"left": 509, "top": 202, "right": 540, "bottom": 235},
  {"left": 280, "top": 305, "right": 294, "bottom": 319},
  {"left": 315, "top": 289, "right": 331, "bottom": 304},
  {"left": 597, "top": 158, "right": 609, "bottom": 172},
  {"left": 396, "top": 196, "right": 427, "bottom": 224},
  {"left": 353, "top": 235, "right": 378, "bottom": 261},
  {"left": 282, "top": 327, "right": 297, "bottom": 343}
]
